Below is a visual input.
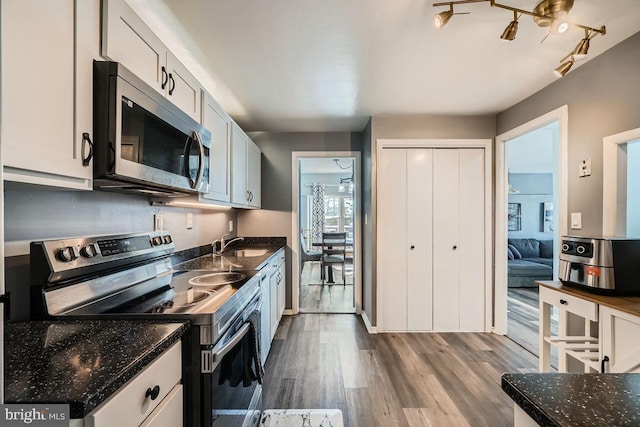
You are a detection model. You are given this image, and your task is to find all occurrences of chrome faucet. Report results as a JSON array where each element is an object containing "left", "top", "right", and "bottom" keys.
[{"left": 213, "top": 233, "right": 244, "bottom": 255}]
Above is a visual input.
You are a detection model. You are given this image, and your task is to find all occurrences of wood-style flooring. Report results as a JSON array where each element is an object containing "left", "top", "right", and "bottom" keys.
[
  {"left": 299, "top": 261, "right": 355, "bottom": 314},
  {"left": 507, "top": 287, "right": 540, "bottom": 355},
  {"left": 263, "top": 314, "right": 538, "bottom": 427}
]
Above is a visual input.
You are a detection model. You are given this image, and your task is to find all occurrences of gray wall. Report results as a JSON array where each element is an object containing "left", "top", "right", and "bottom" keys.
[
  {"left": 497, "top": 31, "right": 640, "bottom": 236},
  {"left": 237, "top": 132, "right": 363, "bottom": 310},
  {"left": 4, "top": 184, "right": 236, "bottom": 320},
  {"left": 364, "top": 114, "right": 497, "bottom": 327}
]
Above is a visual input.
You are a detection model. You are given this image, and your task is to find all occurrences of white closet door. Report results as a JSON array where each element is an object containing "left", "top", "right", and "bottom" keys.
[
  {"left": 433, "top": 149, "right": 461, "bottom": 331},
  {"left": 407, "top": 149, "right": 434, "bottom": 331},
  {"left": 459, "top": 149, "right": 485, "bottom": 331},
  {"left": 379, "top": 149, "right": 408, "bottom": 331}
]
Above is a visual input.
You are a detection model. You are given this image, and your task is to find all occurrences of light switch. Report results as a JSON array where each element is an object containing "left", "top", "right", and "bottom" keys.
[
  {"left": 579, "top": 159, "right": 592, "bottom": 177},
  {"left": 571, "top": 212, "right": 582, "bottom": 229}
]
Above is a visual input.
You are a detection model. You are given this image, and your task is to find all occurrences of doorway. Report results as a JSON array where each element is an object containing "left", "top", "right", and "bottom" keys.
[
  {"left": 291, "top": 152, "right": 361, "bottom": 314},
  {"left": 495, "top": 106, "right": 569, "bottom": 351}
]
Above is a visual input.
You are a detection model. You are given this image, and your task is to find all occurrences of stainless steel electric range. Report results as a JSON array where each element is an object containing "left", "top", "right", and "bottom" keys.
[{"left": 29, "top": 231, "right": 263, "bottom": 427}]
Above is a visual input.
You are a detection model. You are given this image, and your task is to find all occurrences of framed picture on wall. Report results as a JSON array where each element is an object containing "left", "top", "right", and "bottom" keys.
[
  {"left": 508, "top": 203, "right": 521, "bottom": 231},
  {"left": 542, "top": 202, "right": 554, "bottom": 232}
]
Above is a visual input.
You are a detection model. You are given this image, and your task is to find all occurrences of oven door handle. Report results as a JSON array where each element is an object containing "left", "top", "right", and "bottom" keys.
[{"left": 201, "top": 323, "right": 251, "bottom": 373}]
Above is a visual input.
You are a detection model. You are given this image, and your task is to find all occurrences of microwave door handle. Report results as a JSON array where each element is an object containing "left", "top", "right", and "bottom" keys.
[
  {"left": 182, "top": 135, "right": 196, "bottom": 188},
  {"left": 192, "top": 131, "right": 205, "bottom": 190}
]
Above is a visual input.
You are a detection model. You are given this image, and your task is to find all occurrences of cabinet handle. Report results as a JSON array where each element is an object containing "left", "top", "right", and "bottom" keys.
[
  {"left": 559, "top": 299, "right": 568, "bottom": 305},
  {"left": 81, "top": 132, "right": 94, "bottom": 167},
  {"left": 145, "top": 385, "right": 161, "bottom": 401},
  {"left": 246, "top": 190, "right": 250, "bottom": 201},
  {"left": 250, "top": 191, "right": 253, "bottom": 202},
  {"left": 168, "top": 73, "right": 175, "bottom": 95},
  {"left": 601, "top": 356, "right": 610, "bottom": 373},
  {"left": 161, "top": 66, "right": 168, "bottom": 89}
]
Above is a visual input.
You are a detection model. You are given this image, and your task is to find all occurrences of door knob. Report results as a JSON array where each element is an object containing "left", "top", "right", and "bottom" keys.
[
  {"left": 410, "top": 245, "right": 415, "bottom": 250},
  {"left": 452, "top": 245, "right": 457, "bottom": 250}
]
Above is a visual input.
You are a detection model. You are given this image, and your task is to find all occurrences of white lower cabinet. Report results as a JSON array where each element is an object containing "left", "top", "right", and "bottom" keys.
[
  {"left": 269, "top": 265, "right": 279, "bottom": 341},
  {"left": 278, "top": 252, "right": 286, "bottom": 318},
  {"left": 260, "top": 274, "right": 271, "bottom": 366},
  {"left": 84, "top": 341, "right": 182, "bottom": 427},
  {"left": 600, "top": 305, "right": 640, "bottom": 373}
]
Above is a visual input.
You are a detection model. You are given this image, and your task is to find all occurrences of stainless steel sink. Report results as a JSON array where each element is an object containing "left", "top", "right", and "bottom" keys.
[
  {"left": 188, "top": 272, "right": 247, "bottom": 286},
  {"left": 224, "top": 249, "right": 269, "bottom": 257}
]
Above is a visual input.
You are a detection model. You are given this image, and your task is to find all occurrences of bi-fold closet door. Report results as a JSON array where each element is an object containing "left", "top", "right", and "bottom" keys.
[{"left": 379, "top": 147, "right": 485, "bottom": 332}]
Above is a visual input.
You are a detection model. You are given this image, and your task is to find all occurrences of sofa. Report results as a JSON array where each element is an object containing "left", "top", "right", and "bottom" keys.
[{"left": 508, "top": 238, "right": 553, "bottom": 287}]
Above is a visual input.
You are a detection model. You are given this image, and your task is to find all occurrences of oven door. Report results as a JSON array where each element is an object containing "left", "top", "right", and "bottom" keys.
[{"left": 202, "top": 299, "right": 262, "bottom": 427}]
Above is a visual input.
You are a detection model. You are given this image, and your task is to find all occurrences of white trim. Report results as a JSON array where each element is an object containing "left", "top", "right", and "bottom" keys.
[
  {"left": 283, "top": 309, "right": 294, "bottom": 316},
  {"left": 375, "top": 138, "right": 493, "bottom": 333},
  {"left": 361, "top": 311, "right": 377, "bottom": 334},
  {"left": 494, "top": 105, "right": 569, "bottom": 335},
  {"left": 603, "top": 127, "right": 640, "bottom": 237},
  {"left": 291, "top": 151, "right": 362, "bottom": 316}
]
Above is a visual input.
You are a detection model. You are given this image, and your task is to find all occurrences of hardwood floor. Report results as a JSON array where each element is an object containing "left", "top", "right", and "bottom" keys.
[
  {"left": 507, "top": 287, "right": 540, "bottom": 355},
  {"left": 299, "top": 261, "right": 355, "bottom": 313},
  {"left": 263, "top": 314, "right": 538, "bottom": 427}
]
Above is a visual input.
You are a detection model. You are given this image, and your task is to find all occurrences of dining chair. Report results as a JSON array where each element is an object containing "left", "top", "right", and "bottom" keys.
[{"left": 321, "top": 232, "right": 347, "bottom": 285}]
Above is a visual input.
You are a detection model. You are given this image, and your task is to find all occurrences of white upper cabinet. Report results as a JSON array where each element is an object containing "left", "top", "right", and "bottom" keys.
[
  {"left": 1, "top": 0, "right": 97, "bottom": 190},
  {"left": 102, "top": 0, "right": 201, "bottom": 121},
  {"left": 201, "top": 92, "right": 231, "bottom": 203},
  {"left": 231, "top": 123, "right": 261, "bottom": 208}
]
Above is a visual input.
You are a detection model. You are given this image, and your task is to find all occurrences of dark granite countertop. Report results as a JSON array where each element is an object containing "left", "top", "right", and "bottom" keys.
[
  {"left": 4, "top": 320, "right": 190, "bottom": 418},
  {"left": 502, "top": 373, "right": 640, "bottom": 426},
  {"left": 173, "top": 237, "right": 286, "bottom": 271}
]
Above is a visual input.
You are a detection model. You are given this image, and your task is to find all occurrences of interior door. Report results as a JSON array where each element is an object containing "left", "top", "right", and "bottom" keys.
[{"left": 407, "top": 149, "right": 434, "bottom": 331}]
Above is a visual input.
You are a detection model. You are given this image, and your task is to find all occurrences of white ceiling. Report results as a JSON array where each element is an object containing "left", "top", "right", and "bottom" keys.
[
  {"left": 128, "top": 0, "right": 640, "bottom": 132},
  {"left": 300, "top": 158, "right": 355, "bottom": 175}
]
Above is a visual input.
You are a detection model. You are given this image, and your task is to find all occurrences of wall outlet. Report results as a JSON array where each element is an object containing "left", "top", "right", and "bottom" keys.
[
  {"left": 154, "top": 214, "right": 164, "bottom": 231},
  {"left": 228, "top": 220, "right": 234, "bottom": 232},
  {"left": 571, "top": 212, "right": 582, "bottom": 229},
  {"left": 579, "top": 159, "right": 592, "bottom": 177},
  {"left": 186, "top": 213, "right": 194, "bottom": 229}
]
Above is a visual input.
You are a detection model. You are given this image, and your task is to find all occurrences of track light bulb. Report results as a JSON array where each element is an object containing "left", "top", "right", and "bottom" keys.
[
  {"left": 434, "top": 6, "right": 454, "bottom": 30},
  {"left": 573, "top": 32, "right": 591, "bottom": 59},
  {"left": 554, "top": 57, "right": 574, "bottom": 77}
]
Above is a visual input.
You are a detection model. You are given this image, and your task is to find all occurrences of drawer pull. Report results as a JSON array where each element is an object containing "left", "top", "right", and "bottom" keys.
[
  {"left": 145, "top": 385, "right": 161, "bottom": 401},
  {"left": 559, "top": 299, "right": 568, "bottom": 305},
  {"left": 601, "top": 356, "right": 610, "bottom": 373}
]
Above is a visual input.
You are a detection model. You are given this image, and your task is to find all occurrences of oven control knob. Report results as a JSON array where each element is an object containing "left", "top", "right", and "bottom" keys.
[
  {"left": 57, "top": 246, "right": 79, "bottom": 262},
  {"left": 152, "top": 236, "right": 163, "bottom": 246},
  {"left": 163, "top": 235, "right": 173, "bottom": 244},
  {"left": 80, "top": 244, "right": 99, "bottom": 258}
]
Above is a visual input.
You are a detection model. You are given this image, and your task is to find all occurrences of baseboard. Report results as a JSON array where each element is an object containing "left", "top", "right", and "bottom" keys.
[
  {"left": 361, "top": 311, "right": 377, "bottom": 334},
  {"left": 283, "top": 309, "right": 294, "bottom": 316}
]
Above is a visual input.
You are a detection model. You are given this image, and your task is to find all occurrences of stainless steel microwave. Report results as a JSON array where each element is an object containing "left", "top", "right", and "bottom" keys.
[{"left": 93, "top": 61, "right": 210, "bottom": 196}]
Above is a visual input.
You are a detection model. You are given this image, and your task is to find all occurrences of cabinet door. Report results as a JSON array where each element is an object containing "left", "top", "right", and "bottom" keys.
[
  {"left": 269, "top": 271, "right": 279, "bottom": 340},
  {"left": 166, "top": 52, "right": 202, "bottom": 122},
  {"left": 201, "top": 92, "right": 231, "bottom": 202},
  {"left": 600, "top": 306, "right": 640, "bottom": 373},
  {"left": 260, "top": 276, "right": 271, "bottom": 365},
  {"left": 2, "top": 0, "right": 92, "bottom": 189},
  {"left": 247, "top": 139, "right": 262, "bottom": 208},
  {"left": 102, "top": 0, "right": 167, "bottom": 94},
  {"left": 278, "top": 258, "right": 286, "bottom": 318},
  {"left": 231, "top": 124, "right": 248, "bottom": 205},
  {"left": 139, "top": 384, "right": 183, "bottom": 427},
  {"left": 379, "top": 149, "right": 409, "bottom": 331}
]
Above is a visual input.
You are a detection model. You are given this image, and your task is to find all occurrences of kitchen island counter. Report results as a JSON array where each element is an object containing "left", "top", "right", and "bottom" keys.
[
  {"left": 4, "top": 320, "right": 189, "bottom": 418},
  {"left": 502, "top": 372, "right": 640, "bottom": 426}
]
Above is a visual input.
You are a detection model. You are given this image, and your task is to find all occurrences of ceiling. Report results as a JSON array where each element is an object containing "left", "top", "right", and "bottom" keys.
[
  {"left": 300, "top": 158, "right": 355, "bottom": 175},
  {"left": 128, "top": 0, "right": 640, "bottom": 132}
]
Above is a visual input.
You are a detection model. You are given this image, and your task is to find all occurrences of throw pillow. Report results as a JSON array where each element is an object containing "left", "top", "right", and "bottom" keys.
[
  {"left": 508, "top": 244, "right": 522, "bottom": 259},
  {"left": 507, "top": 247, "right": 514, "bottom": 260}
]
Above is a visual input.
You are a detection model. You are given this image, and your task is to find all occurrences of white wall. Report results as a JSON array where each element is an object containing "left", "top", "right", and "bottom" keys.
[{"left": 627, "top": 139, "right": 640, "bottom": 236}]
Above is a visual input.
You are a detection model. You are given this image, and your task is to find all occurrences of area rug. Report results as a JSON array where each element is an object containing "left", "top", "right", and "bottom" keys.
[{"left": 260, "top": 409, "right": 344, "bottom": 427}]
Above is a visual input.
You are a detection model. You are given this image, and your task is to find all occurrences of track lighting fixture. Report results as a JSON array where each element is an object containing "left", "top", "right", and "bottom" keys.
[
  {"left": 500, "top": 10, "right": 520, "bottom": 41},
  {"left": 554, "top": 55, "right": 574, "bottom": 77},
  {"left": 432, "top": 0, "right": 606, "bottom": 77}
]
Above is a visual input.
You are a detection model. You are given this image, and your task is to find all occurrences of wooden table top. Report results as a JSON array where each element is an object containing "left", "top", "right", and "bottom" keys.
[{"left": 538, "top": 280, "right": 640, "bottom": 317}]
